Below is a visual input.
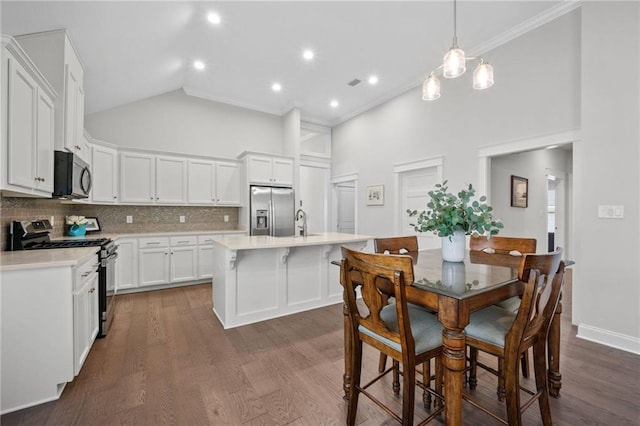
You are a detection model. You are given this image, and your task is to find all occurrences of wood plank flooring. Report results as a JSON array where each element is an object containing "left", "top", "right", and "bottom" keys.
[{"left": 3, "top": 271, "right": 639, "bottom": 425}]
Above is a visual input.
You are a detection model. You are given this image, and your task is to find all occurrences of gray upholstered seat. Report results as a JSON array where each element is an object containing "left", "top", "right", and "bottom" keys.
[
  {"left": 359, "top": 304, "right": 443, "bottom": 355},
  {"left": 464, "top": 305, "right": 516, "bottom": 347}
]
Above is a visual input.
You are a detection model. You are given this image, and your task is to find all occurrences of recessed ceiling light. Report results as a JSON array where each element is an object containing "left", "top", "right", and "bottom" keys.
[
  {"left": 303, "top": 49, "right": 314, "bottom": 61},
  {"left": 193, "top": 60, "right": 205, "bottom": 70},
  {"left": 368, "top": 75, "right": 379, "bottom": 85},
  {"left": 330, "top": 100, "right": 339, "bottom": 108},
  {"left": 207, "top": 12, "right": 221, "bottom": 25},
  {"left": 272, "top": 82, "right": 282, "bottom": 92}
]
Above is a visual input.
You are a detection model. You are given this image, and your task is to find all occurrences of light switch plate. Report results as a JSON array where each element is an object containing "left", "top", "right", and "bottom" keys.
[
  {"left": 179, "top": 215, "right": 185, "bottom": 223},
  {"left": 224, "top": 215, "right": 229, "bottom": 222},
  {"left": 126, "top": 215, "right": 133, "bottom": 224},
  {"left": 598, "top": 205, "right": 624, "bottom": 218}
]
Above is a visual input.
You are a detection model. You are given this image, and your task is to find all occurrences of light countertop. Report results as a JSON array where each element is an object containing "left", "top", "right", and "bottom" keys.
[
  {"left": 0, "top": 247, "right": 99, "bottom": 272},
  {"left": 210, "top": 232, "right": 371, "bottom": 250},
  {"left": 52, "top": 229, "right": 247, "bottom": 242}
]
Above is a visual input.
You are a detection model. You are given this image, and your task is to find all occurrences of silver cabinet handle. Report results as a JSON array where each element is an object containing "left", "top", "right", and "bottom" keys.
[
  {"left": 88, "top": 287, "right": 95, "bottom": 293},
  {"left": 177, "top": 240, "right": 190, "bottom": 243},
  {"left": 146, "top": 242, "right": 160, "bottom": 245}
]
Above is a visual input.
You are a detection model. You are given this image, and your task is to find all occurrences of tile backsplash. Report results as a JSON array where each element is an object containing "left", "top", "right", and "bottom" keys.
[{"left": 0, "top": 194, "right": 240, "bottom": 251}]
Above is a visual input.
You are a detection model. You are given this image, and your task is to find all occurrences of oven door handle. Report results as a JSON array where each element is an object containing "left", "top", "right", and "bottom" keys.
[{"left": 102, "top": 252, "right": 118, "bottom": 267}]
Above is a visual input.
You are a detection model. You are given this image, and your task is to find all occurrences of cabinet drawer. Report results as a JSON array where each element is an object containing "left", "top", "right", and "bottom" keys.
[
  {"left": 198, "top": 235, "right": 218, "bottom": 245},
  {"left": 74, "top": 255, "right": 99, "bottom": 290},
  {"left": 170, "top": 236, "right": 197, "bottom": 246},
  {"left": 138, "top": 237, "right": 169, "bottom": 248}
]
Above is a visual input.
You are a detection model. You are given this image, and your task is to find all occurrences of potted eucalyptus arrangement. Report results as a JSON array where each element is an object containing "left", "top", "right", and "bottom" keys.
[{"left": 407, "top": 181, "right": 503, "bottom": 262}]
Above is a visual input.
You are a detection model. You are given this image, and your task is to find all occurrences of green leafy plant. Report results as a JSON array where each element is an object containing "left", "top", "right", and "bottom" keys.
[{"left": 407, "top": 180, "right": 503, "bottom": 238}]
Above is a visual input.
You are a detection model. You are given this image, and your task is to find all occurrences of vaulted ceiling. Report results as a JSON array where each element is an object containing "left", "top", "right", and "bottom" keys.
[{"left": 1, "top": 1, "right": 571, "bottom": 126}]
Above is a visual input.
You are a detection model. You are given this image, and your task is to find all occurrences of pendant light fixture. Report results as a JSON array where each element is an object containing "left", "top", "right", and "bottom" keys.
[{"left": 422, "top": 0, "right": 494, "bottom": 101}]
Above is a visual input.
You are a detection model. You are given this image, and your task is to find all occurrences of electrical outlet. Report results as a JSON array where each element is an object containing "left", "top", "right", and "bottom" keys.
[
  {"left": 179, "top": 215, "right": 185, "bottom": 223},
  {"left": 224, "top": 215, "right": 229, "bottom": 222},
  {"left": 126, "top": 215, "right": 133, "bottom": 224},
  {"left": 598, "top": 205, "right": 624, "bottom": 218}
]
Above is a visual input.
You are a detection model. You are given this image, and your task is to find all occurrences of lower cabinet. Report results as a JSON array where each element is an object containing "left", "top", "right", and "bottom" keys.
[
  {"left": 115, "top": 238, "right": 138, "bottom": 290},
  {"left": 139, "top": 244, "right": 170, "bottom": 287},
  {"left": 73, "top": 259, "right": 99, "bottom": 376},
  {"left": 169, "top": 236, "right": 197, "bottom": 282},
  {"left": 198, "top": 235, "right": 216, "bottom": 279}
]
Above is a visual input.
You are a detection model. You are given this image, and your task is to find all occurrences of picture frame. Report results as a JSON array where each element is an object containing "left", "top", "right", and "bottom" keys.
[
  {"left": 511, "top": 175, "right": 528, "bottom": 208},
  {"left": 366, "top": 185, "right": 384, "bottom": 206},
  {"left": 85, "top": 217, "right": 101, "bottom": 232}
]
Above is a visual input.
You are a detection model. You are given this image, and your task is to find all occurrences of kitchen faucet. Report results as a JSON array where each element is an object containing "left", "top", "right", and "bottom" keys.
[{"left": 295, "top": 208, "right": 307, "bottom": 237}]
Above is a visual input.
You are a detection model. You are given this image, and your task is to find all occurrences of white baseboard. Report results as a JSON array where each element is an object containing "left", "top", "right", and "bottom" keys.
[{"left": 577, "top": 323, "right": 640, "bottom": 355}]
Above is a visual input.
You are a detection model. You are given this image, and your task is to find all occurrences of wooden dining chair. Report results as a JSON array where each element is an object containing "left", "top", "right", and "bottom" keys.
[
  {"left": 469, "top": 235, "right": 537, "bottom": 379},
  {"left": 463, "top": 250, "right": 565, "bottom": 425},
  {"left": 341, "top": 246, "right": 444, "bottom": 425},
  {"left": 374, "top": 236, "right": 419, "bottom": 254}
]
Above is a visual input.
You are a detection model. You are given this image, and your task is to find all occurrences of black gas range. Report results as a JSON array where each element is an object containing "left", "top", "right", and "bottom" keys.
[{"left": 8, "top": 220, "right": 118, "bottom": 337}]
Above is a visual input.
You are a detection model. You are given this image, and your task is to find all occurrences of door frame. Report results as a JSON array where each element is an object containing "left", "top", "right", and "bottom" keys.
[{"left": 331, "top": 173, "right": 359, "bottom": 234}]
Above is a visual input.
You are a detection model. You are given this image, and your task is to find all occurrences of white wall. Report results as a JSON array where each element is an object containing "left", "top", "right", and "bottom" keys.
[
  {"left": 575, "top": 1, "right": 639, "bottom": 350},
  {"left": 85, "top": 89, "right": 283, "bottom": 158},
  {"left": 490, "top": 148, "right": 571, "bottom": 254},
  {"left": 332, "top": 9, "right": 580, "bottom": 238},
  {"left": 332, "top": 4, "right": 640, "bottom": 352}
]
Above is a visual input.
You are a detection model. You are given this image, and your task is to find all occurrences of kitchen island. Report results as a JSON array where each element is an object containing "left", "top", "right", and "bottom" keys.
[{"left": 211, "top": 232, "right": 370, "bottom": 328}]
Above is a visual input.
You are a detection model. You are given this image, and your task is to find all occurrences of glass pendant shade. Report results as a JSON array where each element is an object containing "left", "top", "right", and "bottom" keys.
[
  {"left": 443, "top": 47, "right": 466, "bottom": 78},
  {"left": 473, "top": 61, "right": 494, "bottom": 90},
  {"left": 422, "top": 74, "right": 441, "bottom": 101}
]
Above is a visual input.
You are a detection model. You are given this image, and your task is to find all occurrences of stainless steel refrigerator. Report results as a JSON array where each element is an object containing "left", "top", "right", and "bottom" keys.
[{"left": 250, "top": 186, "right": 295, "bottom": 236}]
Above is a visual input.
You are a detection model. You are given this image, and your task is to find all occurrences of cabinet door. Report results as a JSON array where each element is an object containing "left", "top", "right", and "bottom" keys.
[
  {"left": 248, "top": 156, "right": 273, "bottom": 184},
  {"left": 120, "top": 152, "right": 155, "bottom": 203},
  {"left": 187, "top": 159, "right": 215, "bottom": 204},
  {"left": 139, "top": 248, "right": 170, "bottom": 286},
  {"left": 116, "top": 238, "right": 138, "bottom": 290},
  {"left": 216, "top": 161, "right": 241, "bottom": 205},
  {"left": 73, "top": 273, "right": 95, "bottom": 376},
  {"left": 198, "top": 244, "right": 214, "bottom": 279},
  {"left": 92, "top": 145, "right": 118, "bottom": 203},
  {"left": 7, "top": 57, "right": 38, "bottom": 189},
  {"left": 64, "top": 64, "right": 82, "bottom": 154},
  {"left": 170, "top": 246, "right": 197, "bottom": 282},
  {"left": 35, "top": 89, "right": 55, "bottom": 192},
  {"left": 156, "top": 156, "right": 187, "bottom": 204},
  {"left": 87, "top": 272, "right": 99, "bottom": 342},
  {"left": 272, "top": 157, "right": 294, "bottom": 186}
]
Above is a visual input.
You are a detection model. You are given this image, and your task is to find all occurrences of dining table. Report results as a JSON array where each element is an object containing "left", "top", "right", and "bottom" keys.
[{"left": 337, "top": 248, "right": 566, "bottom": 426}]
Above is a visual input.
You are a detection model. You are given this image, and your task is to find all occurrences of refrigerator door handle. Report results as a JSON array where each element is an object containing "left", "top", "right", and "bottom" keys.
[{"left": 268, "top": 199, "right": 273, "bottom": 236}]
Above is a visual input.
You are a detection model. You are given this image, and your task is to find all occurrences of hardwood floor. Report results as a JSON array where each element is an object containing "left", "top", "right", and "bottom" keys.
[{"left": 3, "top": 271, "right": 639, "bottom": 425}]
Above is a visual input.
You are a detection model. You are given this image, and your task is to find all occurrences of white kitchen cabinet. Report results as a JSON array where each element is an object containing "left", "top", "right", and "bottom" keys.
[
  {"left": 197, "top": 235, "right": 216, "bottom": 279},
  {"left": 91, "top": 144, "right": 118, "bottom": 203},
  {"left": 115, "top": 238, "right": 138, "bottom": 290},
  {"left": 139, "top": 237, "right": 170, "bottom": 287},
  {"left": 2, "top": 37, "right": 56, "bottom": 197},
  {"left": 156, "top": 155, "right": 187, "bottom": 204},
  {"left": 73, "top": 257, "right": 99, "bottom": 376},
  {"left": 244, "top": 153, "right": 294, "bottom": 186},
  {"left": 16, "top": 30, "right": 85, "bottom": 156},
  {"left": 187, "top": 159, "right": 240, "bottom": 205},
  {"left": 169, "top": 236, "right": 198, "bottom": 282},
  {"left": 120, "top": 152, "right": 155, "bottom": 203}
]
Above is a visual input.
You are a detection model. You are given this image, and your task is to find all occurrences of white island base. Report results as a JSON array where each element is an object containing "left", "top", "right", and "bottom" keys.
[{"left": 211, "top": 233, "right": 370, "bottom": 328}]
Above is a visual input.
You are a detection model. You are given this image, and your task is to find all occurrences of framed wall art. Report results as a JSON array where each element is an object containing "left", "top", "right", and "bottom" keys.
[
  {"left": 85, "top": 217, "right": 101, "bottom": 232},
  {"left": 511, "top": 175, "right": 528, "bottom": 208},
  {"left": 366, "top": 185, "right": 384, "bottom": 206}
]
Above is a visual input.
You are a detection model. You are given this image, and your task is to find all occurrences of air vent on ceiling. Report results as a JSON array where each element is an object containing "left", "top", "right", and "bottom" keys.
[{"left": 347, "top": 79, "right": 361, "bottom": 87}]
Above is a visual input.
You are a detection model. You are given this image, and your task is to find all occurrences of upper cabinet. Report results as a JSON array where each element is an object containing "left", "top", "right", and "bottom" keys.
[
  {"left": 241, "top": 153, "right": 294, "bottom": 186},
  {"left": 16, "top": 30, "right": 85, "bottom": 157},
  {"left": 91, "top": 142, "right": 118, "bottom": 203},
  {"left": 1, "top": 36, "right": 57, "bottom": 197},
  {"left": 187, "top": 159, "right": 241, "bottom": 206},
  {"left": 155, "top": 155, "right": 187, "bottom": 204},
  {"left": 119, "top": 151, "right": 188, "bottom": 205}
]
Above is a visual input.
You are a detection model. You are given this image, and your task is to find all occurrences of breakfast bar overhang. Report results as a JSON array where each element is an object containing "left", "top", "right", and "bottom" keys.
[{"left": 210, "top": 233, "right": 370, "bottom": 328}]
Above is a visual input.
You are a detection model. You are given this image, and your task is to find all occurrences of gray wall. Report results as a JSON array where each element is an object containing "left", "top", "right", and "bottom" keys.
[
  {"left": 85, "top": 89, "right": 284, "bottom": 158},
  {"left": 332, "top": 4, "right": 640, "bottom": 351}
]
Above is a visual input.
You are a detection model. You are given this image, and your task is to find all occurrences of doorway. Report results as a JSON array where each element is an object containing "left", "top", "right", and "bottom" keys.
[{"left": 336, "top": 183, "right": 355, "bottom": 234}]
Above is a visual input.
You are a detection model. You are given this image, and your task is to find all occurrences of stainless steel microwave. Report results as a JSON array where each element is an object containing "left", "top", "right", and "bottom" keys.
[{"left": 53, "top": 150, "right": 92, "bottom": 199}]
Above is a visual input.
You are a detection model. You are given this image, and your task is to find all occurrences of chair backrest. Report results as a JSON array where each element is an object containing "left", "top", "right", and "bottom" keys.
[
  {"left": 505, "top": 249, "right": 564, "bottom": 354},
  {"left": 469, "top": 235, "right": 536, "bottom": 255},
  {"left": 340, "top": 246, "right": 416, "bottom": 355},
  {"left": 374, "top": 236, "right": 418, "bottom": 254}
]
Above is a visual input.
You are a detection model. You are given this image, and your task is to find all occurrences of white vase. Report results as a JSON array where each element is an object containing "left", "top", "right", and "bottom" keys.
[{"left": 441, "top": 229, "right": 466, "bottom": 262}]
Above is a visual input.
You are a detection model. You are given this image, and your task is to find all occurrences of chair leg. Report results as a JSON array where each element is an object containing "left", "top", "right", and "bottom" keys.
[
  {"left": 534, "top": 343, "right": 553, "bottom": 426},
  {"left": 503, "top": 354, "right": 523, "bottom": 425},
  {"left": 378, "top": 353, "right": 388, "bottom": 373},
  {"left": 434, "top": 355, "right": 444, "bottom": 410},
  {"left": 468, "top": 346, "right": 478, "bottom": 390},
  {"left": 402, "top": 361, "right": 416, "bottom": 425},
  {"left": 392, "top": 360, "right": 400, "bottom": 395},
  {"left": 521, "top": 349, "right": 530, "bottom": 378},
  {"left": 347, "top": 341, "right": 363, "bottom": 426},
  {"left": 497, "top": 356, "right": 506, "bottom": 402},
  {"left": 422, "top": 360, "right": 432, "bottom": 408}
]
